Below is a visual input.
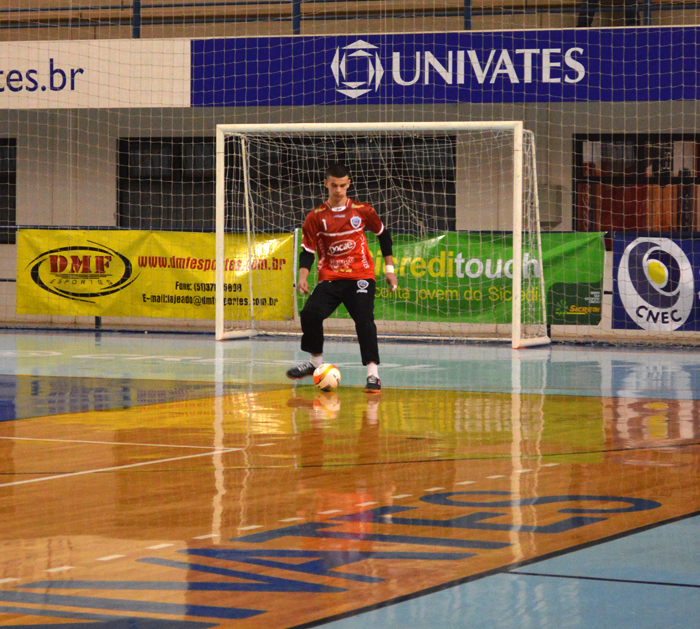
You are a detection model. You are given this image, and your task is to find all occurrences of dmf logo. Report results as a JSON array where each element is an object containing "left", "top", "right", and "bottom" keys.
[{"left": 27, "top": 242, "right": 138, "bottom": 302}]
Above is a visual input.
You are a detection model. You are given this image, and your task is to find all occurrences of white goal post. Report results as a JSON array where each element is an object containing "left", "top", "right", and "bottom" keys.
[{"left": 216, "top": 121, "right": 550, "bottom": 349}]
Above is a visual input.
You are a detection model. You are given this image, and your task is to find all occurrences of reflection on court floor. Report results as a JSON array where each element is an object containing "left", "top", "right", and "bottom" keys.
[{"left": 0, "top": 332, "right": 698, "bottom": 628}]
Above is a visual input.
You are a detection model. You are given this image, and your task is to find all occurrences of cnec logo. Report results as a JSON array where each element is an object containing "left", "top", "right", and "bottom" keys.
[
  {"left": 331, "top": 40, "right": 384, "bottom": 98},
  {"left": 328, "top": 239, "right": 356, "bottom": 256},
  {"left": 617, "top": 238, "right": 695, "bottom": 331},
  {"left": 26, "top": 242, "right": 138, "bottom": 303}
]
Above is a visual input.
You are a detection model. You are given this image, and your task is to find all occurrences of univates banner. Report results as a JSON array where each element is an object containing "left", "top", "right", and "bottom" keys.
[
  {"left": 1, "top": 28, "right": 699, "bottom": 110},
  {"left": 16, "top": 230, "right": 295, "bottom": 321}
]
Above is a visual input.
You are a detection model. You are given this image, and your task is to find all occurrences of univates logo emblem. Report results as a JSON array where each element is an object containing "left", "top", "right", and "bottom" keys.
[
  {"left": 357, "top": 279, "right": 369, "bottom": 293},
  {"left": 331, "top": 40, "right": 384, "bottom": 99},
  {"left": 26, "top": 241, "right": 138, "bottom": 302},
  {"left": 618, "top": 237, "right": 694, "bottom": 331}
]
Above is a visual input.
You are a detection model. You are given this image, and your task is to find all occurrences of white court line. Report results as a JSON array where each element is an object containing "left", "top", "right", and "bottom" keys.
[
  {"left": 0, "top": 436, "right": 217, "bottom": 450},
  {"left": 97, "top": 555, "right": 126, "bottom": 561},
  {"left": 279, "top": 517, "right": 304, "bottom": 523},
  {"left": 0, "top": 448, "right": 243, "bottom": 488},
  {"left": 147, "top": 544, "right": 174, "bottom": 550}
]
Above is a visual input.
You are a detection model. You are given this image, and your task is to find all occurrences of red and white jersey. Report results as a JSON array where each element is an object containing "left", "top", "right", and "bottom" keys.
[{"left": 301, "top": 197, "right": 384, "bottom": 281}]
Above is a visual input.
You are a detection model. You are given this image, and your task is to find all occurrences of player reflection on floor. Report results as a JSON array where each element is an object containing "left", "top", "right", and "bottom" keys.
[{"left": 286, "top": 390, "right": 381, "bottom": 468}]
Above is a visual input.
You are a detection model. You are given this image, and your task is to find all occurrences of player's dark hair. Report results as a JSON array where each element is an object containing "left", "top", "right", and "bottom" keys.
[{"left": 326, "top": 163, "right": 351, "bottom": 179}]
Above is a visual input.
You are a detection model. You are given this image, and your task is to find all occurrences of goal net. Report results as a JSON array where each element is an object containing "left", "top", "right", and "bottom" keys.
[{"left": 216, "top": 121, "right": 549, "bottom": 348}]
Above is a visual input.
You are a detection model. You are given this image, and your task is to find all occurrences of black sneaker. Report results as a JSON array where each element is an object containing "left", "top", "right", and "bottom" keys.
[
  {"left": 365, "top": 375, "right": 381, "bottom": 393},
  {"left": 286, "top": 361, "right": 316, "bottom": 380}
]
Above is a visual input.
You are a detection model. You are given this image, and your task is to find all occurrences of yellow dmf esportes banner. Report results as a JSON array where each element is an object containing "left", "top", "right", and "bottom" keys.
[{"left": 16, "top": 230, "right": 294, "bottom": 320}]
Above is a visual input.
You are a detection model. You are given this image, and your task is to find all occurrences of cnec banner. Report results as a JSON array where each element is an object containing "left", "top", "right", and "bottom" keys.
[
  {"left": 301, "top": 232, "right": 605, "bottom": 325},
  {"left": 613, "top": 235, "right": 700, "bottom": 331},
  {"left": 16, "top": 230, "right": 294, "bottom": 321}
]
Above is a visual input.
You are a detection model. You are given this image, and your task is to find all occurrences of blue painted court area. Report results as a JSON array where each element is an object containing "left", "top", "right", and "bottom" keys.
[
  {"left": 0, "top": 331, "right": 699, "bottom": 400},
  {"left": 322, "top": 515, "right": 700, "bottom": 629}
]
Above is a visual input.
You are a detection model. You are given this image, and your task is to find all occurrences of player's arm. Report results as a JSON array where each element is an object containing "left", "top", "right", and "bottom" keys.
[
  {"left": 297, "top": 249, "right": 314, "bottom": 295},
  {"left": 377, "top": 229, "right": 398, "bottom": 292},
  {"left": 297, "top": 213, "right": 318, "bottom": 295}
]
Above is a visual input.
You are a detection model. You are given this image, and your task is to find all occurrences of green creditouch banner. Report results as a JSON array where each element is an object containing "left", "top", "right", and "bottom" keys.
[{"left": 301, "top": 232, "right": 605, "bottom": 325}]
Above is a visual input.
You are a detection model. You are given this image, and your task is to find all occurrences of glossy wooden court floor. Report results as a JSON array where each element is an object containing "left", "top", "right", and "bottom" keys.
[{"left": 0, "top": 332, "right": 698, "bottom": 628}]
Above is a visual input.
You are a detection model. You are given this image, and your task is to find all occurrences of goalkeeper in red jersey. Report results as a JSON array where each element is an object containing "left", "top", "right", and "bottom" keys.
[{"left": 286, "top": 163, "right": 398, "bottom": 392}]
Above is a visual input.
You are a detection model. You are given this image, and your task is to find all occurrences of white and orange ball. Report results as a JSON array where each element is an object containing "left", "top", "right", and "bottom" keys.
[{"left": 313, "top": 364, "right": 341, "bottom": 391}]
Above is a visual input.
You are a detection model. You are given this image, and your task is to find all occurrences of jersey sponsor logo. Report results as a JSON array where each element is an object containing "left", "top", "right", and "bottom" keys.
[
  {"left": 357, "top": 279, "right": 369, "bottom": 293},
  {"left": 350, "top": 216, "right": 362, "bottom": 229},
  {"left": 329, "top": 257, "right": 354, "bottom": 273},
  {"left": 328, "top": 239, "right": 356, "bottom": 256}
]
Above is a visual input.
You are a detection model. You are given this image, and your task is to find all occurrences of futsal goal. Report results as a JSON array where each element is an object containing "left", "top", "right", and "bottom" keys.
[{"left": 215, "top": 121, "right": 550, "bottom": 349}]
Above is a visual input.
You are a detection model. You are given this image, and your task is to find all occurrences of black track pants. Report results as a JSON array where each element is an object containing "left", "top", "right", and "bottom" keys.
[{"left": 299, "top": 279, "right": 379, "bottom": 366}]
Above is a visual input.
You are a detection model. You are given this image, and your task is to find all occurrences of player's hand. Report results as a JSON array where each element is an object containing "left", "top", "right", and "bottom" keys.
[
  {"left": 385, "top": 272, "right": 398, "bottom": 293},
  {"left": 296, "top": 278, "right": 310, "bottom": 295}
]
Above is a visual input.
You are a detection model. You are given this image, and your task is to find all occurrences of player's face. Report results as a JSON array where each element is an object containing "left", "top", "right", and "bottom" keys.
[{"left": 325, "top": 175, "right": 351, "bottom": 205}]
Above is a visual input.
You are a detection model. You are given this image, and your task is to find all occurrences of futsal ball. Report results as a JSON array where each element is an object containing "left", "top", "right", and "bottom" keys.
[{"left": 313, "top": 363, "right": 341, "bottom": 391}]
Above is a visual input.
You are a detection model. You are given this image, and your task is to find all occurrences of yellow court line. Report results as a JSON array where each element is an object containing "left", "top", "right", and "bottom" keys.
[{"left": 0, "top": 447, "right": 243, "bottom": 488}]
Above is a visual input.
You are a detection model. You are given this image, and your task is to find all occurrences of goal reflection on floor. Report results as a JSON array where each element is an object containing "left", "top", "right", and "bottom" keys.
[{"left": 0, "top": 334, "right": 698, "bottom": 628}]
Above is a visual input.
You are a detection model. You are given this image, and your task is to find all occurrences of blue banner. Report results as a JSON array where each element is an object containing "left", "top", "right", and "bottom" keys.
[
  {"left": 191, "top": 27, "right": 698, "bottom": 106},
  {"left": 613, "top": 235, "right": 700, "bottom": 331}
]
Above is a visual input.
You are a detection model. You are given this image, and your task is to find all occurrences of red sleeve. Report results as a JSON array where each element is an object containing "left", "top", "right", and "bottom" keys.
[
  {"left": 362, "top": 204, "right": 384, "bottom": 235},
  {"left": 301, "top": 211, "right": 318, "bottom": 254}
]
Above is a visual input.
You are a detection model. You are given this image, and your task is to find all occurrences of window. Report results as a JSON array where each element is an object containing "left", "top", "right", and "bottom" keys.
[
  {"left": 574, "top": 134, "right": 700, "bottom": 233},
  {"left": 0, "top": 140, "right": 17, "bottom": 245},
  {"left": 117, "top": 138, "right": 215, "bottom": 231}
]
